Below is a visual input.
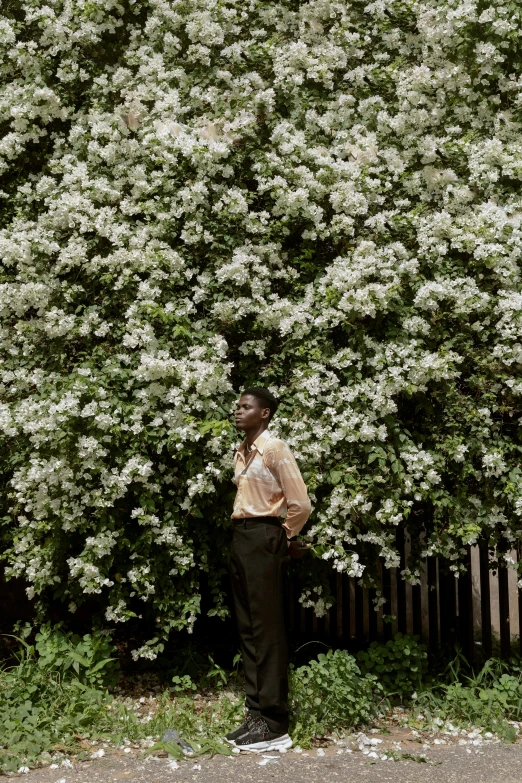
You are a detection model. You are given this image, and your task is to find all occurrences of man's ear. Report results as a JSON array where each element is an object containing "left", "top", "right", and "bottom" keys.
[{"left": 261, "top": 406, "right": 271, "bottom": 421}]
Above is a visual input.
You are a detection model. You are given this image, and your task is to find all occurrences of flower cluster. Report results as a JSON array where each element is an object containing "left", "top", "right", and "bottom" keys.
[{"left": 1, "top": 0, "right": 521, "bottom": 649}]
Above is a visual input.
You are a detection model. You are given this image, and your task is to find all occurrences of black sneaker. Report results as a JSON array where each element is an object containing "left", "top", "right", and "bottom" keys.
[
  {"left": 224, "top": 713, "right": 256, "bottom": 744},
  {"left": 234, "top": 717, "right": 293, "bottom": 752}
]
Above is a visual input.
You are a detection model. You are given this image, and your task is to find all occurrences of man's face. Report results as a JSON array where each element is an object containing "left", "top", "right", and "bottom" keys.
[{"left": 235, "top": 394, "right": 270, "bottom": 432}]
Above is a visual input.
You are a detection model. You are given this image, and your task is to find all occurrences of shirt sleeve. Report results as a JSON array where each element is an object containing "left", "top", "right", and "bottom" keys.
[{"left": 264, "top": 440, "right": 312, "bottom": 538}]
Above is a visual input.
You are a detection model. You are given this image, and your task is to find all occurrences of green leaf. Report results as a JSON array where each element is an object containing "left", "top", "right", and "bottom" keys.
[{"left": 68, "top": 652, "right": 91, "bottom": 667}]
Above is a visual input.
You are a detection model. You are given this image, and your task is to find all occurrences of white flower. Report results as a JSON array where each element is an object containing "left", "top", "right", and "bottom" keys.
[
  {"left": 0, "top": 0, "right": 520, "bottom": 647},
  {"left": 482, "top": 451, "right": 506, "bottom": 478}
]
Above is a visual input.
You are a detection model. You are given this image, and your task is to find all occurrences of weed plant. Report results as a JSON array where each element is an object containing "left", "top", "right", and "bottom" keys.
[
  {"left": 2, "top": 626, "right": 522, "bottom": 773},
  {"left": 289, "top": 649, "right": 384, "bottom": 746},
  {"left": 412, "top": 655, "right": 522, "bottom": 742},
  {"left": 357, "top": 633, "right": 428, "bottom": 698},
  {"left": 102, "top": 694, "right": 242, "bottom": 759},
  {"left": 0, "top": 626, "right": 244, "bottom": 773},
  {"left": 0, "top": 626, "right": 117, "bottom": 773}
]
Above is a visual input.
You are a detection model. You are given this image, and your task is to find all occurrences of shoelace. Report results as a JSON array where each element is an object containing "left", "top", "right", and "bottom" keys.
[{"left": 250, "top": 717, "right": 270, "bottom": 736}]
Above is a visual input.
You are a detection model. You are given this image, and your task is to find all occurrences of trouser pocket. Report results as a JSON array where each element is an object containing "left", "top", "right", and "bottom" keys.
[{"left": 264, "top": 524, "right": 286, "bottom": 555}]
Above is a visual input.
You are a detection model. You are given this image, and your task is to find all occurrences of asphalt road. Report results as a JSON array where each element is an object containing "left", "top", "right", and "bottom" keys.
[{"left": 19, "top": 742, "right": 522, "bottom": 783}]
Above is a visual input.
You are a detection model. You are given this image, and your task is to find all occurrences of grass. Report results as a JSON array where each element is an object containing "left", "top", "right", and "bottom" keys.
[
  {"left": 1, "top": 628, "right": 521, "bottom": 773},
  {"left": 0, "top": 658, "right": 244, "bottom": 773},
  {"left": 409, "top": 655, "right": 522, "bottom": 743},
  {"left": 0, "top": 627, "right": 243, "bottom": 773}
]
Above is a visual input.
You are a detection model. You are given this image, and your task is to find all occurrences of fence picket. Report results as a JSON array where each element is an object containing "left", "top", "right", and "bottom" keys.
[
  {"left": 381, "top": 565, "right": 391, "bottom": 641},
  {"left": 498, "top": 562, "right": 511, "bottom": 659},
  {"left": 368, "top": 586, "right": 378, "bottom": 641},
  {"left": 427, "top": 557, "right": 439, "bottom": 650},
  {"left": 457, "top": 547, "right": 474, "bottom": 663},
  {"left": 336, "top": 572, "right": 343, "bottom": 640},
  {"left": 355, "top": 578, "right": 364, "bottom": 644},
  {"left": 519, "top": 545, "right": 522, "bottom": 657},
  {"left": 479, "top": 541, "right": 493, "bottom": 659},
  {"left": 286, "top": 542, "right": 520, "bottom": 659}
]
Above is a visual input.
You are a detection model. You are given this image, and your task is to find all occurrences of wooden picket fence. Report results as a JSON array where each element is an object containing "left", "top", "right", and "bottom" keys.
[{"left": 288, "top": 534, "right": 522, "bottom": 661}]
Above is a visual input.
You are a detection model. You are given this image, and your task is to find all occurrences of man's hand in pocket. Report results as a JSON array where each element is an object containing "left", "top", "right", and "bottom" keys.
[{"left": 287, "top": 540, "right": 308, "bottom": 559}]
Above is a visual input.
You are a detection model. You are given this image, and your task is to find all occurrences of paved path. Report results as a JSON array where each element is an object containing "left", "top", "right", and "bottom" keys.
[{"left": 21, "top": 742, "right": 522, "bottom": 783}]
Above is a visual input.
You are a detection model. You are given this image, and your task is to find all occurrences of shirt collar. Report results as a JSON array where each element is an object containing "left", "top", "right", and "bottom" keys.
[
  {"left": 238, "top": 429, "right": 272, "bottom": 457},
  {"left": 253, "top": 429, "right": 271, "bottom": 455}
]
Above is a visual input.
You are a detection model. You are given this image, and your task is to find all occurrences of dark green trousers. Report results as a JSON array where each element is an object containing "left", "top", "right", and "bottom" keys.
[{"left": 230, "top": 518, "right": 290, "bottom": 734}]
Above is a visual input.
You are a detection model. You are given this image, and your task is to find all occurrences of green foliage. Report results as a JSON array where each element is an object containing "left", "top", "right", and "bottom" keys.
[
  {"left": 0, "top": 626, "right": 242, "bottom": 773},
  {"left": 1, "top": 0, "right": 522, "bottom": 652},
  {"left": 118, "top": 692, "right": 241, "bottom": 760},
  {"left": 116, "top": 691, "right": 244, "bottom": 750},
  {"left": 0, "top": 625, "right": 118, "bottom": 774},
  {"left": 414, "top": 657, "right": 522, "bottom": 741},
  {"left": 2, "top": 628, "right": 522, "bottom": 773},
  {"left": 168, "top": 645, "right": 243, "bottom": 692},
  {"left": 171, "top": 674, "right": 197, "bottom": 693},
  {"left": 357, "top": 633, "right": 428, "bottom": 697},
  {"left": 144, "top": 737, "right": 234, "bottom": 761},
  {"left": 203, "top": 655, "right": 230, "bottom": 690},
  {"left": 32, "top": 623, "right": 120, "bottom": 689},
  {"left": 289, "top": 649, "right": 383, "bottom": 746}
]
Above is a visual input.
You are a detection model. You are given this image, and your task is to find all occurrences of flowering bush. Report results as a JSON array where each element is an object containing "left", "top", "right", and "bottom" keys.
[{"left": 1, "top": 0, "right": 522, "bottom": 654}]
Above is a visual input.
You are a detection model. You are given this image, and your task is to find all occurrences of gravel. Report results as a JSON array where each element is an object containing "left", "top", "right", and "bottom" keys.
[{"left": 15, "top": 735, "right": 522, "bottom": 783}]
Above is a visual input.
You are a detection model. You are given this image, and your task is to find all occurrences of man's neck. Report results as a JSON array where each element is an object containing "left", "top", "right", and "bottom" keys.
[{"left": 245, "top": 424, "right": 269, "bottom": 447}]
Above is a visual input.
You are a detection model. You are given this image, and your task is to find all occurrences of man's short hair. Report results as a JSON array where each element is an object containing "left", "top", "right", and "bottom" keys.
[{"left": 241, "top": 387, "right": 280, "bottom": 421}]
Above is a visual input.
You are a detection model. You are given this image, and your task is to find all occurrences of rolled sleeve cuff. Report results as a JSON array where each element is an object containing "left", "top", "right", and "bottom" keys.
[{"left": 282, "top": 500, "right": 312, "bottom": 538}]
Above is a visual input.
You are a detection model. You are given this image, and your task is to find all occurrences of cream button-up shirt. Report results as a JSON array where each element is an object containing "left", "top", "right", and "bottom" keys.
[{"left": 232, "top": 429, "right": 311, "bottom": 538}]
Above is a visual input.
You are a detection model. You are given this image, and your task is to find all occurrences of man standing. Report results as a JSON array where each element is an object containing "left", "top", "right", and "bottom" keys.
[{"left": 225, "top": 387, "right": 311, "bottom": 752}]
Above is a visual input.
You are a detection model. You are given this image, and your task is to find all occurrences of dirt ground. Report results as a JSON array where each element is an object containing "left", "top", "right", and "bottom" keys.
[{"left": 16, "top": 722, "right": 522, "bottom": 783}]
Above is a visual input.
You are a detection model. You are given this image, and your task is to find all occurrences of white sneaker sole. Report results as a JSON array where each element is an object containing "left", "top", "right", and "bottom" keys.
[{"left": 236, "top": 734, "right": 293, "bottom": 753}]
